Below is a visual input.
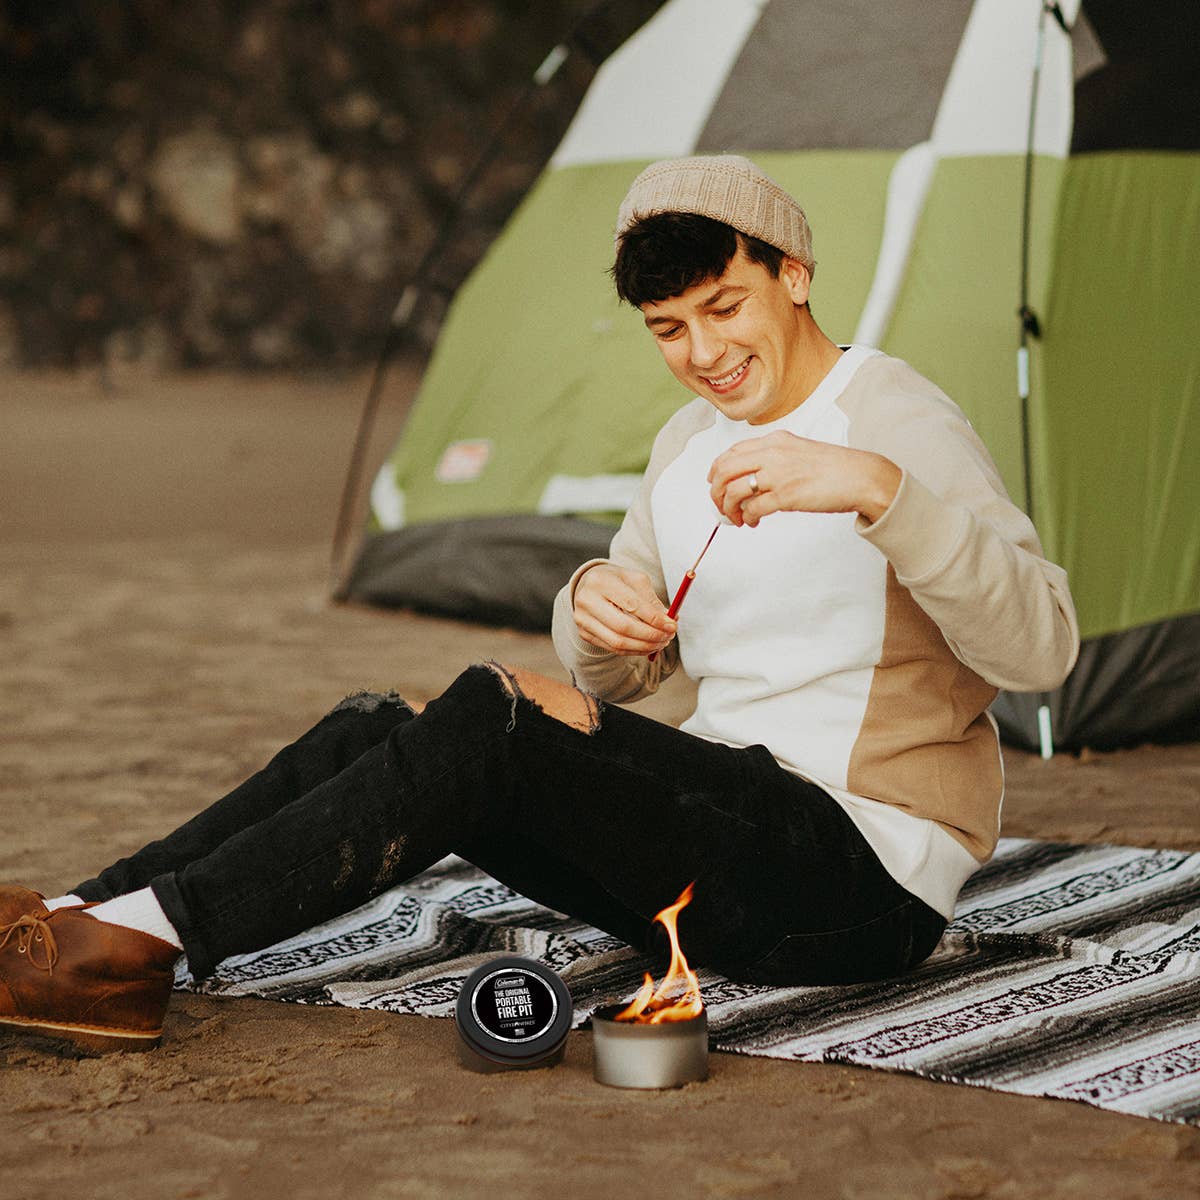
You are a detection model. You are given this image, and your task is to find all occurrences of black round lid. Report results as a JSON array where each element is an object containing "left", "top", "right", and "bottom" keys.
[{"left": 455, "top": 956, "right": 572, "bottom": 1064}]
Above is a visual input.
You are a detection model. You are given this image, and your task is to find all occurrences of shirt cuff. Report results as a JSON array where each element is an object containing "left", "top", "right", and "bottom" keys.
[
  {"left": 856, "top": 470, "right": 969, "bottom": 584},
  {"left": 554, "top": 559, "right": 618, "bottom": 659}
]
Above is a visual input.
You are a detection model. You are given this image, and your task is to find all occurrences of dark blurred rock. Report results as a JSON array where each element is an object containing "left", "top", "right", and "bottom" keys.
[
  {"left": 0, "top": 301, "right": 21, "bottom": 367},
  {"left": 0, "top": 0, "right": 621, "bottom": 368}
]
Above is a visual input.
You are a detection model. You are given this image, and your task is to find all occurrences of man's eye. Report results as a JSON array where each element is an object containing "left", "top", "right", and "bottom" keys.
[
  {"left": 654, "top": 326, "right": 683, "bottom": 340},
  {"left": 715, "top": 303, "right": 742, "bottom": 317}
]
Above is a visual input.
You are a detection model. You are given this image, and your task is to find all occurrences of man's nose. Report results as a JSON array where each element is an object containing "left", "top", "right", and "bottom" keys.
[{"left": 688, "top": 322, "right": 725, "bottom": 372}]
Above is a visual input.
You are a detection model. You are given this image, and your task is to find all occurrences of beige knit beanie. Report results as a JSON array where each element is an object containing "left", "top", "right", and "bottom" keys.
[{"left": 615, "top": 155, "right": 815, "bottom": 272}]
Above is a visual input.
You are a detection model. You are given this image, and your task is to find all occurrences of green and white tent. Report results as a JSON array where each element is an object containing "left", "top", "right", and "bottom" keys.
[{"left": 345, "top": 0, "right": 1200, "bottom": 752}]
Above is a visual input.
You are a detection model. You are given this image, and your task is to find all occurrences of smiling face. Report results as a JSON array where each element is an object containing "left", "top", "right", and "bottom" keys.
[{"left": 640, "top": 249, "right": 815, "bottom": 425}]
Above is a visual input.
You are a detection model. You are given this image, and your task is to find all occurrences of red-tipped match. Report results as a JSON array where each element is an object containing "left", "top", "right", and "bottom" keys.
[{"left": 647, "top": 525, "right": 720, "bottom": 662}]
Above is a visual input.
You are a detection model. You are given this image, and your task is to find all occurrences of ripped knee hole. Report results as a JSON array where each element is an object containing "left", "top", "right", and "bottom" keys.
[{"left": 482, "top": 661, "right": 601, "bottom": 735}]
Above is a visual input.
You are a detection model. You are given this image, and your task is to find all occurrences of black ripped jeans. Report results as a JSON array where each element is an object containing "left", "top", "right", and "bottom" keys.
[{"left": 74, "top": 666, "right": 946, "bottom": 984}]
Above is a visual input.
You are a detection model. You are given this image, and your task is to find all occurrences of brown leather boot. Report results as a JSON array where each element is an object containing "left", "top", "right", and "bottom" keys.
[
  {"left": 0, "top": 907, "right": 180, "bottom": 1053},
  {"left": 0, "top": 886, "right": 96, "bottom": 926},
  {"left": 0, "top": 886, "right": 50, "bottom": 925}
]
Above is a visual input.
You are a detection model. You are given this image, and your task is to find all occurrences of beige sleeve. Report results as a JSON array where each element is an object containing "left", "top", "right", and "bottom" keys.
[
  {"left": 845, "top": 359, "right": 1080, "bottom": 692},
  {"left": 550, "top": 399, "right": 714, "bottom": 702}
]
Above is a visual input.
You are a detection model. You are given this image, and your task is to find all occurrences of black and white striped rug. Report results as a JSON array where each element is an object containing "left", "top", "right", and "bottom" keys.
[{"left": 181, "top": 838, "right": 1200, "bottom": 1126}]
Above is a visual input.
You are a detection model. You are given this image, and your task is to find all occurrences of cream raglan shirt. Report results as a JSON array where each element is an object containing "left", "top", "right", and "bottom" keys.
[{"left": 552, "top": 347, "right": 1080, "bottom": 918}]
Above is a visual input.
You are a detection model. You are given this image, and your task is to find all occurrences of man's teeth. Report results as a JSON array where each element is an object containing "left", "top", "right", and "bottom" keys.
[{"left": 707, "top": 359, "right": 749, "bottom": 387}]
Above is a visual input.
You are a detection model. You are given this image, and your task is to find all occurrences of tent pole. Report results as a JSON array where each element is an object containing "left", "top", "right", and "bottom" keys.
[
  {"left": 326, "top": 39, "right": 576, "bottom": 601},
  {"left": 1019, "top": 2, "right": 1073, "bottom": 756},
  {"left": 1018, "top": 3, "right": 1050, "bottom": 525},
  {"left": 1017, "top": 0, "right": 1073, "bottom": 521}
]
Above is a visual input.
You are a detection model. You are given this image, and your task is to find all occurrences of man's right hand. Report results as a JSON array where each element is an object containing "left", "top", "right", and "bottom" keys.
[{"left": 572, "top": 564, "right": 677, "bottom": 656}]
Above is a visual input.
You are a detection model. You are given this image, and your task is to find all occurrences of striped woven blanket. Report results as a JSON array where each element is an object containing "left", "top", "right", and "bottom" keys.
[{"left": 182, "top": 838, "right": 1200, "bottom": 1126}]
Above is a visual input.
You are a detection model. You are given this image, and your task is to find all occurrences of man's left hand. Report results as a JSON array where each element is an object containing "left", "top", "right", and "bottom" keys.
[{"left": 707, "top": 431, "right": 902, "bottom": 528}]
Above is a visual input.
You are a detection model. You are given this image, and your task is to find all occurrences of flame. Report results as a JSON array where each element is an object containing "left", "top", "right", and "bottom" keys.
[{"left": 615, "top": 882, "right": 703, "bottom": 1023}]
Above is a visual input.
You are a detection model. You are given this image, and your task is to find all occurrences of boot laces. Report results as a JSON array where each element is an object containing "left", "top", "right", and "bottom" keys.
[{"left": 0, "top": 913, "right": 60, "bottom": 973}]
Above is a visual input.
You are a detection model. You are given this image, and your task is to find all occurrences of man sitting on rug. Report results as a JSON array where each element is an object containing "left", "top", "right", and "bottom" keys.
[{"left": 0, "top": 155, "right": 1079, "bottom": 1053}]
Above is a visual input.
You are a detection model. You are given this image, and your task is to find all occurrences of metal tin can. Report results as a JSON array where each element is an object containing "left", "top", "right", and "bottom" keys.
[{"left": 590, "top": 1003, "right": 708, "bottom": 1088}]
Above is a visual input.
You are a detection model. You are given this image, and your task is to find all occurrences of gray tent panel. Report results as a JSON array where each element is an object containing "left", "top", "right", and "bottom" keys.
[
  {"left": 345, "top": 516, "right": 614, "bottom": 631},
  {"left": 1071, "top": 0, "right": 1200, "bottom": 152},
  {"left": 992, "top": 612, "right": 1200, "bottom": 752},
  {"left": 696, "top": 0, "right": 973, "bottom": 152}
]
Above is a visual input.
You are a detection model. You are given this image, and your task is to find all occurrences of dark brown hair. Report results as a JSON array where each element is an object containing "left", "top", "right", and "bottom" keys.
[{"left": 611, "top": 212, "right": 785, "bottom": 307}]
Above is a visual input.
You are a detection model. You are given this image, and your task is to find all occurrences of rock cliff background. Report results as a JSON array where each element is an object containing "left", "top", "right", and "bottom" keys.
[{"left": 0, "top": 1, "right": 654, "bottom": 370}]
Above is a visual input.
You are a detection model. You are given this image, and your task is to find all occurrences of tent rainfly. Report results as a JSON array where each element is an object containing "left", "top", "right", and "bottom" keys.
[{"left": 344, "top": 0, "right": 1200, "bottom": 753}]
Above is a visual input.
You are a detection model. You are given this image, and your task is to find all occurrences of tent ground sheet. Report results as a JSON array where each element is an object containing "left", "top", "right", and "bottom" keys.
[{"left": 181, "top": 838, "right": 1200, "bottom": 1127}]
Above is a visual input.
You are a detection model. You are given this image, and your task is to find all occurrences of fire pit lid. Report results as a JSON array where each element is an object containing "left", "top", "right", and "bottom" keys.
[{"left": 455, "top": 955, "right": 572, "bottom": 1069}]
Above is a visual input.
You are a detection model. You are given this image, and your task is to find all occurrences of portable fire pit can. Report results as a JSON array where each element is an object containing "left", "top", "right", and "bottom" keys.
[
  {"left": 590, "top": 1003, "right": 709, "bottom": 1089},
  {"left": 455, "top": 956, "right": 572, "bottom": 1073}
]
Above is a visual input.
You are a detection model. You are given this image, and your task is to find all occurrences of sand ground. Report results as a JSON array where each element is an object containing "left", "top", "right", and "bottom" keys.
[{"left": 2, "top": 366, "right": 1198, "bottom": 1199}]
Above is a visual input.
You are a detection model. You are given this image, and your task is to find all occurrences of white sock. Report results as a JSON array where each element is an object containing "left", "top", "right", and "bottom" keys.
[
  {"left": 44, "top": 893, "right": 85, "bottom": 911},
  {"left": 89, "top": 888, "right": 184, "bottom": 950}
]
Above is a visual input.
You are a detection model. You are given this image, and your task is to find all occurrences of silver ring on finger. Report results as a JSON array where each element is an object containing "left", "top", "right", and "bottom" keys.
[{"left": 747, "top": 471, "right": 760, "bottom": 495}]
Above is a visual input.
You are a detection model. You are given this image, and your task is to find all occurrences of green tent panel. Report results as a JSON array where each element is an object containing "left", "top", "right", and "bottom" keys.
[
  {"left": 881, "top": 155, "right": 1065, "bottom": 508},
  {"left": 1037, "top": 153, "right": 1200, "bottom": 637}
]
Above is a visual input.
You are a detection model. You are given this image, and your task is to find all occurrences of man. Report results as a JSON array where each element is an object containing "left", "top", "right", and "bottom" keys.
[{"left": 0, "top": 156, "right": 1078, "bottom": 1053}]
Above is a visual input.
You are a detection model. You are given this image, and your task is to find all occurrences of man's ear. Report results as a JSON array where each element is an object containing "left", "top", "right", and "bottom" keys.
[{"left": 780, "top": 257, "right": 812, "bottom": 305}]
